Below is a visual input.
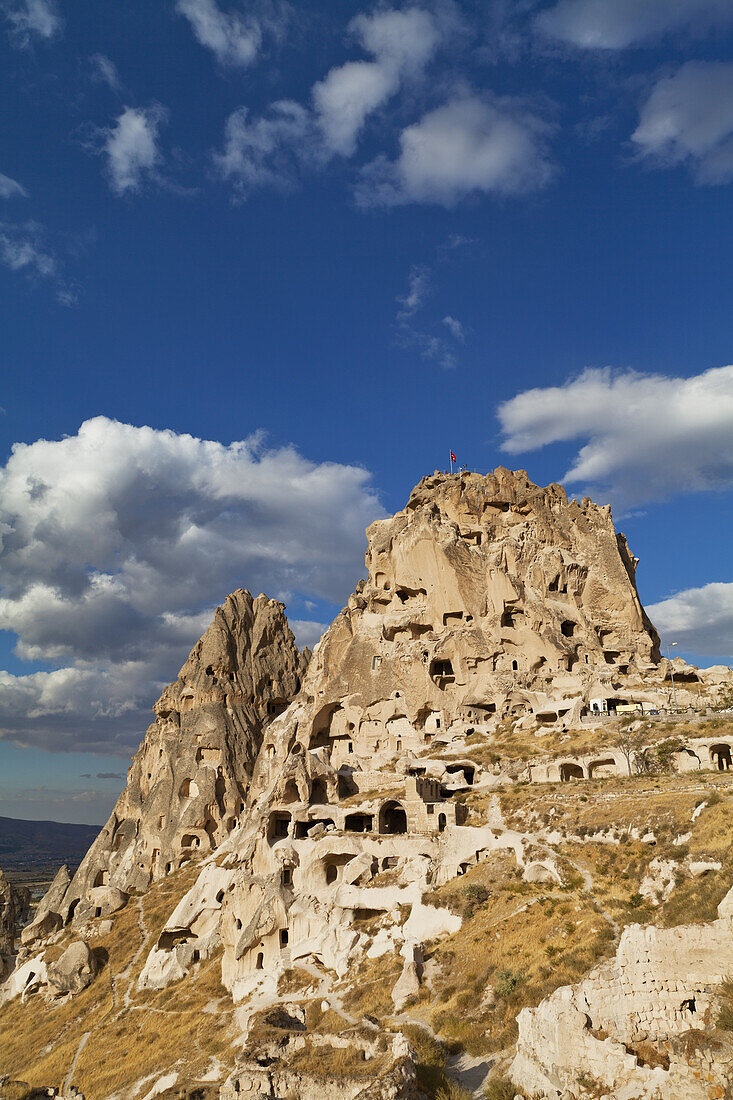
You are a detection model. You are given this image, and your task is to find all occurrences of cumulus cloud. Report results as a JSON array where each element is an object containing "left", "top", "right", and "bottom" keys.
[
  {"left": 290, "top": 620, "right": 328, "bottom": 649},
  {"left": 497, "top": 365, "right": 733, "bottom": 509},
  {"left": 0, "top": 418, "right": 383, "bottom": 752},
  {"left": 213, "top": 101, "right": 312, "bottom": 198},
  {"left": 647, "top": 583, "right": 733, "bottom": 663},
  {"left": 102, "top": 105, "right": 166, "bottom": 196},
  {"left": 4, "top": 0, "right": 62, "bottom": 46},
  {"left": 313, "top": 7, "right": 439, "bottom": 157},
  {"left": 632, "top": 62, "right": 733, "bottom": 185},
  {"left": 175, "top": 0, "right": 289, "bottom": 68},
  {"left": 356, "top": 94, "right": 555, "bottom": 207},
  {"left": 536, "top": 0, "right": 732, "bottom": 49},
  {"left": 0, "top": 173, "right": 27, "bottom": 199},
  {"left": 214, "top": 6, "right": 441, "bottom": 197}
]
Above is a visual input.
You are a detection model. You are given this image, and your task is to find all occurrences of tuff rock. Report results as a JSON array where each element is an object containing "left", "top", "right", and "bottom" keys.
[
  {"left": 0, "top": 867, "right": 30, "bottom": 977},
  {"left": 47, "top": 941, "right": 98, "bottom": 996},
  {"left": 33, "top": 591, "right": 307, "bottom": 934},
  {"left": 6, "top": 469, "right": 733, "bottom": 1099}
]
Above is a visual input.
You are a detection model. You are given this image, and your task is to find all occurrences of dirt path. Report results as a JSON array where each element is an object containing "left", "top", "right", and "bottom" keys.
[
  {"left": 64, "top": 1030, "right": 90, "bottom": 1093},
  {"left": 122, "top": 896, "right": 150, "bottom": 1008}
]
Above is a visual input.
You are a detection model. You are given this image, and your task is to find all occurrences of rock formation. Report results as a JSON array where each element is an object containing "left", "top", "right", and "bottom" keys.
[
  {"left": 5, "top": 469, "right": 733, "bottom": 1099},
  {"left": 512, "top": 886, "right": 733, "bottom": 1099},
  {"left": 0, "top": 867, "right": 30, "bottom": 977},
  {"left": 25, "top": 591, "right": 307, "bottom": 941},
  {"left": 143, "top": 469, "right": 675, "bottom": 998}
]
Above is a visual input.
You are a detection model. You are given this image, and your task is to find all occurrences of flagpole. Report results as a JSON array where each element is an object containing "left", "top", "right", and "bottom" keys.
[{"left": 449, "top": 450, "right": 453, "bottom": 475}]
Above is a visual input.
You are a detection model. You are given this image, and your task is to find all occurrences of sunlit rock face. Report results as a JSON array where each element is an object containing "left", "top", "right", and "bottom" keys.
[
  {"left": 203, "top": 468, "right": 666, "bottom": 994},
  {"left": 301, "top": 466, "right": 662, "bottom": 743},
  {"left": 10, "top": 469, "right": 733, "bottom": 1099},
  {"left": 25, "top": 591, "right": 307, "bottom": 940}
]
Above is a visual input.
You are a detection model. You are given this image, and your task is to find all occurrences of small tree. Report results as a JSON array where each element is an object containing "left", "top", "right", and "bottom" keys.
[
  {"left": 633, "top": 737, "right": 684, "bottom": 775},
  {"left": 612, "top": 725, "right": 646, "bottom": 775}
]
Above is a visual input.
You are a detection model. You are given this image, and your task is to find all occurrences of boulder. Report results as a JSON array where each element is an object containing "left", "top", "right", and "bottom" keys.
[{"left": 47, "top": 941, "right": 98, "bottom": 995}]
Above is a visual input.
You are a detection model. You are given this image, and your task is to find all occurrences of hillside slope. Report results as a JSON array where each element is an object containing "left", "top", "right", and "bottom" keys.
[{"left": 2, "top": 469, "right": 733, "bottom": 1100}]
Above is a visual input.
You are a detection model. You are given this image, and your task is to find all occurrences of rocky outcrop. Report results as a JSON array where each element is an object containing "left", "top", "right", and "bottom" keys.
[
  {"left": 21, "top": 864, "right": 70, "bottom": 947},
  {"left": 510, "top": 887, "right": 733, "bottom": 1099},
  {"left": 146, "top": 469, "right": 674, "bottom": 999},
  {"left": 9, "top": 469, "right": 733, "bottom": 1097},
  {"left": 220, "top": 1030, "right": 420, "bottom": 1100},
  {"left": 33, "top": 591, "right": 307, "bottom": 935},
  {"left": 0, "top": 867, "right": 30, "bottom": 975},
  {"left": 47, "top": 940, "right": 98, "bottom": 995}
]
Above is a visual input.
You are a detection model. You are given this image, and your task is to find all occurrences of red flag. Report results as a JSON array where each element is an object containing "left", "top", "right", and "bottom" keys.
[{"left": 450, "top": 451, "right": 457, "bottom": 464}]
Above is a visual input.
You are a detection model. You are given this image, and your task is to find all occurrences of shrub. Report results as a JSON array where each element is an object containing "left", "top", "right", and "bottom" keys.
[
  {"left": 464, "top": 883, "right": 490, "bottom": 906},
  {"left": 436, "top": 1087, "right": 473, "bottom": 1100},
  {"left": 484, "top": 1078, "right": 519, "bottom": 1100},
  {"left": 718, "top": 977, "right": 733, "bottom": 1031},
  {"left": 494, "top": 968, "right": 524, "bottom": 997}
]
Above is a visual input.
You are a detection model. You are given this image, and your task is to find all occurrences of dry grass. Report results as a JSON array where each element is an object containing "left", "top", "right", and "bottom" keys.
[
  {"left": 288, "top": 1040, "right": 389, "bottom": 1079},
  {"left": 339, "top": 952, "right": 403, "bottom": 1018},
  {"left": 340, "top": 786, "right": 405, "bottom": 807},
  {"left": 409, "top": 859, "right": 615, "bottom": 1056},
  {"left": 0, "top": 860, "right": 236, "bottom": 1100}
]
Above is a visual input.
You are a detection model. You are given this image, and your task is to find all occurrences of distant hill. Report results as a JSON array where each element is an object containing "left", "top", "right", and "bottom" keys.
[{"left": 0, "top": 816, "right": 100, "bottom": 872}]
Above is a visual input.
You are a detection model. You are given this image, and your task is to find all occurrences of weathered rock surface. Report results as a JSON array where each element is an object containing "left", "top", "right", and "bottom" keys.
[
  {"left": 21, "top": 864, "right": 70, "bottom": 948},
  {"left": 33, "top": 591, "right": 307, "bottom": 934},
  {"left": 6, "top": 469, "right": 733, "bottom": 1098},
  {"left": 203, "top": 469, "right": 672, "bottom": 997},
  {"left": 220, "top": 1030, "right": 421, "bottom": 1100},
  {"left": 511, "top": 886, "right": 733, "bottom": 1099},
  {"left": 0, "top": 866, "right": 30, "bottom": 974},
  {"left": 47, "top": 940, "right": 97, "bottom": 995}
]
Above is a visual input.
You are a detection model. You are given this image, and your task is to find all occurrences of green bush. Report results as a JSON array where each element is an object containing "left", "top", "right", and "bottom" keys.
[{"left": 494, "top": 968, "right": 524, "bottom": 997}]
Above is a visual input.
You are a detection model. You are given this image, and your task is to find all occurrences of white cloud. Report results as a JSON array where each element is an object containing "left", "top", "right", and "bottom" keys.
[
  {"left": 394, "top": 238, "right": 472, "bottom": 369},
  {"left": 313, "top": 7, "right": 439, "bottom": 157},
  {"left": 0, "top": 220, "right": 78, "bottom": 303},
  {"left": 91, "top": 54, "right": 122, "bottom": 94},
  {"left": 397, "top": 264, "right": 430, "bottom": 318},
  {"left": 214, "top": 6, "right": 442, "bottom": 197},
  {"left": 647, "top": 583, "right": 733, "bottom": 663},
  {"left": 356, "top": 94, "right": 554, "bottom": 207},
  {"left": 290, "top": 620, "right": 328, "bottom": 649},
  {"left": 398, "top": 328, "right": 457, "bottom": 369},
  {"left": 632, "top": 62, "right": 733, "bottom": 185},
  {"left": 175, "top": 0, "right": 273, "bottom": 68},
  {"left": 213, "top": 101, "right": 311, "bottom": 198},
  {"left": 0, "top": 173, "right": 27, "bottom": 199},
  {"left": 442, "top": 314, "right": 464, "bottom": 341},
  {"left": 0, "top": 225, "right": 54, "bottom": 278},
  {"left": 536, "top": 0, "right": 732, "bottom": 49},
  {"left": 0, "top": 417, "right": 383, "bottom": 752},
  {"left": 497, "top": 365, "right": 733, "bottom": 509},
  {"left": 313, "top": 62, "right": 397, "bottom": 159},
  {"left": 4, "top": 0, "right": 62, "bottom": 46},
  {"left": 103, "top": 105, "right": 166, "bottom": 195}
]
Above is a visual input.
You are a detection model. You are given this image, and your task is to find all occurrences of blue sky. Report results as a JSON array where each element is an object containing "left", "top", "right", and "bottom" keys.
[{"left": 1, "top": 0, "right": 732, "bottom": 823}]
